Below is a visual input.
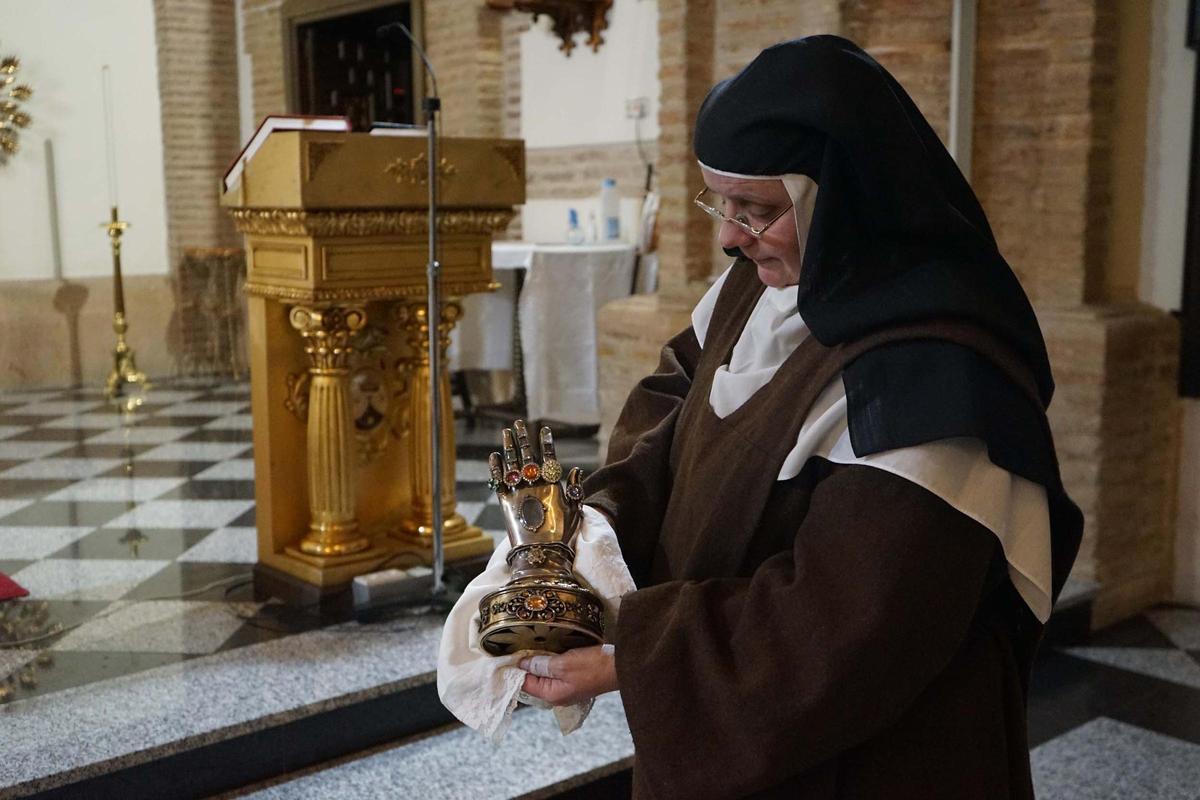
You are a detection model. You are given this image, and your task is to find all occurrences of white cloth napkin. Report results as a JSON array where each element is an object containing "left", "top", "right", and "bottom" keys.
[{"left": 436, "top": 505, "right": 636, "bottom": 742}]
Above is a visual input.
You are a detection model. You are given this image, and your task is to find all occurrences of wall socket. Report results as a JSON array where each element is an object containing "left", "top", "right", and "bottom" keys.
[{"left": 625, "top": 97, "right": 649, "bottom": 120}]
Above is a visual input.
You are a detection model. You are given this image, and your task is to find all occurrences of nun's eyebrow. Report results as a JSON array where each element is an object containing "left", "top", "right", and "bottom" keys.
[
  {"left": 724, "top": 189, "right": 785, "bottom": 205},
  {"left": 704, "top": 184, "right": 783, "bottom": 204}
]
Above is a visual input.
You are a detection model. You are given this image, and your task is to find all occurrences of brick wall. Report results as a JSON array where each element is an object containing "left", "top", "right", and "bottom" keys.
[
  {"left": 844, "top": 0, "right": 953, "bottom": 143},
  {"left": 527, "top": 141, "right": 657, "bottom": 200},
  {"left": 655, "top": 0, "right": 716, "bottom": 298},
  {"left": 152, "top": 0, "right": 242, "bottom": 261},
  {"left": 713, "top": 0, "right": 841, "bottom": 80},
  {"left": 973, "top": 0, "right": 1111, "bottom": 307},
  {"left": 424, "top": 0, "right": 504, "bottom": 137},
  {"left": 241, "top": 0, "right": 288, "bottom": 121},
  {"left": 1045, "top": 305, "right": 1180, "bottom": 624},
  {"left": 500, "top": 12, "right": 528, "bottom": 240}
]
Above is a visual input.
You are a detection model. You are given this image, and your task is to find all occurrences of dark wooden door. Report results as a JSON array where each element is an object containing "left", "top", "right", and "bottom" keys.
[
  {"left": 295, "top": 3, "right": 416, "bottom": 130},
  {"left": 1182, "top": 0, "right": 1200, "bottom": 395}
]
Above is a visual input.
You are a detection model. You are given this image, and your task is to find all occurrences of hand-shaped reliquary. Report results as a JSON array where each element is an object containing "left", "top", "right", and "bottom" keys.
[{"left": 477, "top": 421, "right": 605, "bottom": 655}]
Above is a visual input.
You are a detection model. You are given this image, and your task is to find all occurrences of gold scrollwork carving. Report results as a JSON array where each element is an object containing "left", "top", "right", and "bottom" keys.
[
  {"left": 383, "top": 152, "right": 458, "bottom": 186},
  {"left": 244, "top": 280, "right": 496, "bottom": 303},
  {"left": 284, "top": 370, "right": 310, "bottom": 420},
  {"left": 284, "top": 320, "right": 412, "bottom": 466},
  {"left": 289, "top": 305, "right": 366, "bottom": 372},
  {"left": 349, "top": 322, "right": 410, "bottom": 465},
  {"left": 230, "top": 208, "right": 514, "bottom": 237},
  {"left": 392, "top": 300, "right": 462, "bottom": 366}
]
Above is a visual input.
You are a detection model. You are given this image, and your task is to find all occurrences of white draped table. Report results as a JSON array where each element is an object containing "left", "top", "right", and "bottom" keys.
[{"left": 449, "top": 242, "right": 638, "bottom": 426}]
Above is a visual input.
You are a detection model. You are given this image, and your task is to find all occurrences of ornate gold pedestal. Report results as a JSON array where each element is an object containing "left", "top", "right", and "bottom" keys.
[{"left": 224, "top": 130, "right": 525, "bottom": 589}]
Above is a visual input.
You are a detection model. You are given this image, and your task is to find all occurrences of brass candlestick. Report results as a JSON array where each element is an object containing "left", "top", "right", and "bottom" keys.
[{"left": 102, "top": 205, "right": 148, "bottom": 412}]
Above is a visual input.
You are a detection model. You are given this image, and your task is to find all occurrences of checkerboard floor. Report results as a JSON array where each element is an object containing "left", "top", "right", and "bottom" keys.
[
  {"left": 0, "top": 379, "right": 600, "bottom": 703},
  {"left": 2, "top": 379, "right": 1198, "bottom": 798}
]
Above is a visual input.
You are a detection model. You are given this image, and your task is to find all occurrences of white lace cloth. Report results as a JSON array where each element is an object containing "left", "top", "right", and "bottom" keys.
[{"left": 437, "top": 506, "right": 636, "bottom": 742}]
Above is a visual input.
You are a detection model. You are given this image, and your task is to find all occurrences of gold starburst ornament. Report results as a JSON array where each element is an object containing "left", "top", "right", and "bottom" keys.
[{"left": 0, "top": 48, "right": 33, "bottom": 165}]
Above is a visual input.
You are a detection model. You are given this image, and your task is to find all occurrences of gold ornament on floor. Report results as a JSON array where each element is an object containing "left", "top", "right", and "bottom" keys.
[
  {"left": 102, "top": 207, "right": 150, "bottom": 412},
  {"left": 478, "top": 421, "right": 605, "bottom": 655},
  {"left": 0, "top": 47, "right": 33, "bottom": 166}
]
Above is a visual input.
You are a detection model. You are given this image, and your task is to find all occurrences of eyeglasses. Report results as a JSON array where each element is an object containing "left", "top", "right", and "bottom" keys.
[{"left": 692, "top": 188, "right": 793, "bottom": 238}]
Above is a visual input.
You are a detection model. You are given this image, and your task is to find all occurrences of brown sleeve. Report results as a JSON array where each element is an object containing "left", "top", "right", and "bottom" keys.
[
  {"left": 614, "top": 462, "right": 1001, "bottom": 799},
  {"left": 582, "top": 326, "right": 701, "bottom": 585}
]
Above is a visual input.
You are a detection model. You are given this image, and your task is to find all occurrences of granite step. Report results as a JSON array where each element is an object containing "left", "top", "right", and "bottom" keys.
[
  {"left": 1, "top": 606, "right": 635, "bottom": 800},
  {"left": 1, "top": 615, "right": 452, "bottom": 799},
  {"left": 229, "top": 694, "right": 635, "bottom": 799}
]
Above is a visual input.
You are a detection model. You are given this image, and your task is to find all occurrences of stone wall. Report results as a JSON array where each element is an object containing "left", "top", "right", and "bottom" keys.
[
  {"left": 152, "top": 0, "right": 243, "bottom": 263},
  {"left": 153, "top": 0, "right": 245, "bottom": 379},
  {"left": 527, "top": 142, "right": 658, "bottom": 201},
  {"left": 844, "top": 0, "right": 953, "bottom": 143},
  {"left": 0, "top": 276, "right": 178, "bottom": 389},
  {"left": 1045, "top": 305, "right": 1180, "bottom": 623},
  {"left": 241, "top": 0, "right": 288, "bottom": 121},
  {"left": 424, "top": 0, "right": 504, "bottom": 137},
  {"left": 973, "top": 0, "right": 1111, "bottom": 307}
]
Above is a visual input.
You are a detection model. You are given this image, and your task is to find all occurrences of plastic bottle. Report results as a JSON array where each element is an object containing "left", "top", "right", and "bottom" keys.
[
  {"left": 566, "top": 208, "right": 585, "bottom": 244},
  {"left": 586, "top": 210, "right": 599, "bottom": 243},
  {"left": 600, "top": 178, "right": 620, "bottom": 240}
]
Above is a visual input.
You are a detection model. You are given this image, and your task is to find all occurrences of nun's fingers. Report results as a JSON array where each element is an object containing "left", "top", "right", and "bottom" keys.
[{"left": 539, "top": 426, "right": 562, "bottom": 482}]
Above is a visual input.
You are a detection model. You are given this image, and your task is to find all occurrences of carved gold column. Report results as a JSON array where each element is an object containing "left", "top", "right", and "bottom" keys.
[
  {"left": 393, "top": 299, "right": 486, "bottom": 552},
  {"left": 289, "top": 304, "right": 371, "bottom": 557}
]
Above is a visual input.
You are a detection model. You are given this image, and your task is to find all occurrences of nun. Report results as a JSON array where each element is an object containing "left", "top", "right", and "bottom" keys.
[{"left": 517, "top": 35, "right": 1083, "bottom": 799}]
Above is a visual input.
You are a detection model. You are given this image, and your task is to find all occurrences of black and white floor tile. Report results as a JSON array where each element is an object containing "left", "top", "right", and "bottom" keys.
[
  {"left": 0, "top": 381, "right": 1197, "bottom": 798},
  {"left": 0, "top": 381, "right": 584, "bottom": 705}
]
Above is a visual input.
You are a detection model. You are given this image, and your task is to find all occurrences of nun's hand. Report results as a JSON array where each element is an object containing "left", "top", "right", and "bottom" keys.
[{"left": 519, "top": 644, "right": 617, "bottom": 706}]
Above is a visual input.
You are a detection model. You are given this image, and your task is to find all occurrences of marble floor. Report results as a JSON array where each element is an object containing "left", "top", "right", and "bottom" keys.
[{"left": 0, "top": 380, "right": 1198, "bottom": 798}]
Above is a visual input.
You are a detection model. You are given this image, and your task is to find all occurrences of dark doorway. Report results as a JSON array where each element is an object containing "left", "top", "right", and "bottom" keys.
[
  {"left": 1183, "top": 0, "right": 1200, "bottom": 395},
  {"left": 294, "top": 3, "right": 416, "bottom": 131}
]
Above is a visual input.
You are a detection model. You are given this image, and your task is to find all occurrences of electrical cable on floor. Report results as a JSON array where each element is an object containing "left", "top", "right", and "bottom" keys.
[{"left": 0, "top": 572, "right": 254, "bottom": 649}]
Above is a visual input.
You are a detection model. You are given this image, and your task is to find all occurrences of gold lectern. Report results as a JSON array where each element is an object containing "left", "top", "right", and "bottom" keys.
[{"left": 221, "top": 130, "right": 524, "bottom": 590}]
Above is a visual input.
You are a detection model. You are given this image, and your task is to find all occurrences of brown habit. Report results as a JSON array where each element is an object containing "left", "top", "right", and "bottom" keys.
[{"left": 585, "top": 264, "right": 1050, "bottom": 799}]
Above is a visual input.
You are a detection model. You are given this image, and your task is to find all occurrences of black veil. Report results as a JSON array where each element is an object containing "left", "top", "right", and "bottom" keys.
[
  {"left": 694, "top": 35, "right": 1053, "bottom": 406},
  {"left": 694, "top": 36, "right": 1081, "bottom": 606}
]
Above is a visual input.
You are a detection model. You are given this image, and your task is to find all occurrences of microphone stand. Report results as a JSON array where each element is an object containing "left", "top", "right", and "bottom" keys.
[
  {"left": 424, "top": 93, "right": 445, "bottom": 597},
  {"left": 380, "top": 22, "right": 447, "bottom": 599}
]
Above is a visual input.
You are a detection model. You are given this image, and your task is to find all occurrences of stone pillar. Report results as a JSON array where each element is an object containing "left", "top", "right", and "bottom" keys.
[
  {"left": 423, "top": 0, "right": 505, "bottom": 137},
  {"left": 1044, "top": 306, "right": 1180, "bottom": 624},
  {"left": 152, "top": 0, "right": 242, "bottom": 256},
  {"left": 974, "top": 0, "right": 1179, "bottom": 625},
  {"left": 241, "top": 0, "right": 288, "bottom": 121}
]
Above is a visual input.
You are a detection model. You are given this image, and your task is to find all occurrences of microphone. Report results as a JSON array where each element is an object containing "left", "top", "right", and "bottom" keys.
[{"left": 377, "top": 22, "right": 439, "bottom": 108}]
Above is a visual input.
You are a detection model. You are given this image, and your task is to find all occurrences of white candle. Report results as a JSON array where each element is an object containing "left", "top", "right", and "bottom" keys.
[
  {"left": 44, "top": 138, "right": 64, "bottom": 280},
  {"left": 102, "top": 65, "right": 118, "bottom": 209}
]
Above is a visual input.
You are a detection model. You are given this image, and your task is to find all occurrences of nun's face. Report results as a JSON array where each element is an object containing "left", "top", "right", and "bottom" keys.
[{"left": 701, "top": 168, "right": 802, "bottom": 288}]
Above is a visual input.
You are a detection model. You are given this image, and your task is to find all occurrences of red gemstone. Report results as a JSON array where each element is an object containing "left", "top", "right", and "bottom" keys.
[{"left": 504, "top": 470, "right": 521, "bottom": 486}]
